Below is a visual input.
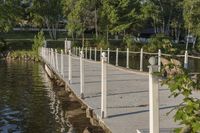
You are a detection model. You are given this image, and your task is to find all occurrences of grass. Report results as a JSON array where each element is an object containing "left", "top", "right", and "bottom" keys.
[{"left": 9, "top": 50, "right": 40, "bottom": 61}]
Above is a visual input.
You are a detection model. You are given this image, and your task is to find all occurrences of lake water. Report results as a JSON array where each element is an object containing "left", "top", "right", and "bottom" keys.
[{"left": 0, "top": 60, "right": 104, "bottom": 133}]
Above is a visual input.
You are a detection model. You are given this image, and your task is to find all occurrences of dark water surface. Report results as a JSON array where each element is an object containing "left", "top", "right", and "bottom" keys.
[{"left": 0, "top": 60, "right": 104, "bottom": 133}]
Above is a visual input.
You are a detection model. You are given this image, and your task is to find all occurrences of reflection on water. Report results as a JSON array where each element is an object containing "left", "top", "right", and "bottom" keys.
[{"left": 0, "top": 60, "right": 104, "bottom": 133}]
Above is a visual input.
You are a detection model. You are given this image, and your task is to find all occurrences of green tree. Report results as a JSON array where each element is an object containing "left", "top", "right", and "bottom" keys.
[
  {"left": 30, "top": 0, "right": 63, "bottom": 40},
  {"left": 63, "top": 0, "right": 94, "bottom": 47},
  {"left": 0, "top": 0, "right": 22, "bottom": 32},
  {"left": 183, "top": 0, "right": 200, "bottom": 49}
]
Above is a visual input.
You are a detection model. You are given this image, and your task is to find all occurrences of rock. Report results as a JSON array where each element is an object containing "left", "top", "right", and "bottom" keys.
[{"left": 83, "top": 127, "right": 92, "bottom": 133}]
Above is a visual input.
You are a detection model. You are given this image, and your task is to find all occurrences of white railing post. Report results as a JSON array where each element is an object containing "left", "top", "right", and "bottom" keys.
[
  {"left": 126, "top": 48, "right": 129, "bottom": 68},
  {"left": 89, "top": 47, "right": 92, "bottom": 60},
  {"left": 158, "top": 49, "right": 161, "bottom": 72},
  {"left": 68, "top": 42, "right": 72, "bottom": 84},
  {"left": 100, "top": 48, "right": 102, "bottom": 60},
  {"left": 64, "top": 38, "right": 68, "bottom": 54},
  {"left": 85, "top": 47, "right": 88, "bottom": 59},
  {"left": 52, "top": 49, "right": 55, "bottom": 68},
  {"left": 44, "top": 40, "right": 47, "bottom": 48},
  {"left": 148, "top": 57, "right": 159, "bottom": 133},
  {"left": 75, "top": 47, "right": 78, "bottom": 56},
  {"left": 184, "top": 50, "right": 188, "bottom": 69},
  {"left": 107, "top": 48, "right": 110, "bottom": 64},
  {"left": 78, "top": 47, "right": 80, "bottom": 57},
  {"left": 48, "top": 48, "right": 51, "bottom": 64},
  {"left": 80, "top": 50, "right": 84, "bottom": 99},
  {"left": 116, "top": 48, "right": 118, "bottom": 66},
  {"left": 140, "top": 48, "right": 143, "bottom": 71},
  {"left": 101, "top": 52, "right": 107, "bottom": 118},
  {"left": 61, "top": 50, "right": 64, "bottom": 76},
  {"left": 55, "top": 49, "right": 59, "bottom": 71},
  {"left": 95, "top": 47, "right": 97, "bottom": 61}
]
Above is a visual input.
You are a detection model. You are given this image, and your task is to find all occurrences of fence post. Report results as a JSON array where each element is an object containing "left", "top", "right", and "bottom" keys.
[
  {"left": 126, "top": 48, "right": 129, "bottom": 68},
  {"left": 78, "top": 47, "right": 80, "bottom": 57},
  {"left": 107, "top": 48, "right": 110, "bottom": 64},
  {"left": 44, "top": 40, "right": 47, "bottom": 48},
  {"left": 184, "top": 50, "right": 188, "bottom": 69},
  {"left": 100, "top": 48, "right": 102, "bottom": 60},
  {"left": 50, "top": 48, "right": 53, "bottom": 65},
  {"left": 80, "top": 51, "right": 84, "bottom": 99},
  {"left": 116, "top": 48, "right": 118, "bottom": 66},
  {"left": 55, "top": 49, "right": 59, "bottom": 71},
  {"left": 89, "top": 47, "right": 92, "bottom": 60},
  {"left": 95, "top": 47, "right": 97, "bottom": 61},
  {"left": 68, "top": 45, "right": 72, "bottom": 84},
  {"left": 48, "top": 48, "right": 51, "bottom": 64},
  {"left": 52, "top": 49, "right": 55, "bottom": 68},
  {"left": 140, "top": 48, "right": 143, "bottom": 71},
  {"left": 64, "top": 38, "right": 67, "bottom": 54},
  {"left": 101, "top": 52, "right": 107, "bottom": 118},
  {"left": 61, "top": 50, "right": 64, "bottom": 76},
  {"left": 148, "top": 57, "right": 159, "bottom": 133},
  {"left": 158, "top": 49, "right": 161, "bottom": 72},
  {"left": 75, "top": 47, "right": 77, "bottom": 56},
  {"left": 85, "top": 47, "right": 88, "bottom": 59}
]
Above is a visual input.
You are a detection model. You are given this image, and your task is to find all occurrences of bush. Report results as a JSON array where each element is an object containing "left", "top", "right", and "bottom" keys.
[
  {"left": 143, "top": 34, "right": 176, "bottom": 53},
  {"left": 123, "top": 35, "right": 141, "bottom": 51},
  {"left": 33, "top": 31, "right": 45, "bottom": 55},
  {"left": 93, "top": 36, "right": 109, "bottom": 49}
]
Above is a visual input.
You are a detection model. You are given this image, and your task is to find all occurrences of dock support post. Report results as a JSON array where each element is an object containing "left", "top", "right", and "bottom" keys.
[
  {"left": 55, "top": 49, "right": 59, "bottom": 72},
  {"left": 89, "top": 47, "right": 92, "bottom": 60},
  {"left": 85, "top": 47, "right": 87, "bottom": 59},
  {"left": 78, "top": 47, "right": 80, "bottom": 57},
  {"left": 184, "top": 50, "right": 188, "bottom": 69},
  {"left": 107, "top": 48, "right": 110, "bottom": 64},
  {"left": 126, "top": 48, "right": 129, "bottom": 68},
  {"left": 116, "top": 48, "right": 118, "bottom": 66},
  {"left": 101, "top": 52, "right": 107, "bottom": 118},
  {"left": 64, "top": 38, "right": 67, "bottom": 54},
  {"left": 48, "top": 48, "right": 51, "bottom": 64},
  {"left": 158, "top": 49, "right": 161, "bottom": 72},
  {"left": 75, "top": 47, "right": 77, "bottom": 56},
  {"left": 68, "top": 41, "right": 72, "bottom": 84},
  {"left": 148, "top": 57, "right": 159, "bottom": 133},
  {"left": 61, "top": 50, "right": 64, "bottom": 76},
  {"left": 140, "top": 48, "right": 143, "bottom": 71},
  {"left": 95, "top": 47, "right": 97, "bottom": 61},
  {"left": 52, "top": 49, "right": 55, "bottom": 68},
  {"left": 100, "top": 48, "right": 102, "bottom": 60},
  {"left": 80, "top": 51, "right": 84, "bottom": 99}
]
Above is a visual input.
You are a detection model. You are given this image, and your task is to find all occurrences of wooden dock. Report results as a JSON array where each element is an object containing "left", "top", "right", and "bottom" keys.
[{"left": 40, "top": 47, "right": 191, "bottom": 133}]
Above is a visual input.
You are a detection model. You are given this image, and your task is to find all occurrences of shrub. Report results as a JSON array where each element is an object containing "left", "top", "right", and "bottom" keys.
[
  {"left": 123, "top": 35, "right": 141, "bottom": 51},
  {"left": 143, "top": 34, "right": 176, "bottom": 53},
  {"left": 32, "top": 31, "right": 45, "bottom": 55}
]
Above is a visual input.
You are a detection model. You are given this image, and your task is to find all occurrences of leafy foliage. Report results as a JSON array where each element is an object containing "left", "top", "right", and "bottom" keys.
[
  {"left": 162, "top": 65, "right": 200, "bottom": 133},
  {"left": 143, "top": 34, "right": 176, "bottom": 53},
  {"left": 32, "top": 31, "right": 45, "bottom": 55}
]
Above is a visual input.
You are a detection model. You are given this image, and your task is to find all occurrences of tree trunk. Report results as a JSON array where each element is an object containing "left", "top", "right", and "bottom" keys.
[
  {"left": 82, "top": 32, "right": 85, "bottom": 48},
  {"left": 72, "top": 33, "right": 75, "bottom": 46},
  {"left": 45, "top": 19, "right": 53, "bottom": 39},
  {"left": 106, "top": 25, "right": 109, "bottom": 44},
  {"left": 94, "top": 8, "right": 98, "bottom": 38}
]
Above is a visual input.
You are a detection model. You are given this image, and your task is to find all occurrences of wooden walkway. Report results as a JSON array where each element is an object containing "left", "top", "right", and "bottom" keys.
[{"left": 41, "top": 48, "right": 190, "bottom": 133}]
